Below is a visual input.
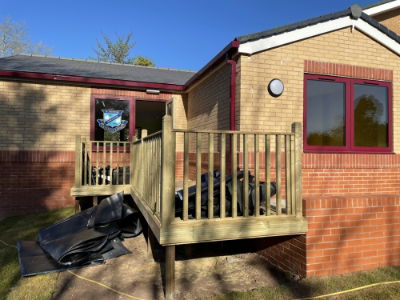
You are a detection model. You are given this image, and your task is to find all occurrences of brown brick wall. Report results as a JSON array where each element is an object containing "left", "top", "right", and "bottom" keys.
[
  {"left": 0, "top": 82, "right": 186, "bottom": 217},
  {"left": 0, "top": 150, "right": 75, "bottom": 219},
  {"left": 187, "top": 63, "right": 232, "bottom": 130},
  {"left": 239, "top": 27, "right": 400, "bottom": 276},
  {"left": 239, "top": 27, "right": 400, "bottom": 153},
  {"left": 0, "top": 80, "right": 91, "bottom": 151}
]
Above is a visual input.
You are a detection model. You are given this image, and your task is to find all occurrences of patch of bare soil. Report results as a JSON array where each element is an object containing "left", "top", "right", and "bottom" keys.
[{"left": 53, "top": 234, "right": 285, "bottom": 300}]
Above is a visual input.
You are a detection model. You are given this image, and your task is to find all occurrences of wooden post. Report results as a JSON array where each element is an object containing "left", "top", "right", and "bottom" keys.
[
  {"left": 161, "top": 115, "right": 175, "bottom": 227},
  {"left": 196, "top": 133, "right": 201, "bottom": 220},
  {"left": 292, "top": 123, "right": 303, "bottom": 217},
  {"left": 208, "top": 133, "right": 214, "bottom": 219},
  {"left": 276, "top": 135, "right": 282, "bottom": 215},
  {"left": 183, "top": 133, "right": 189, "bottom": 220},
  {"left": 74, "top": 135, "right": 82, "bottom": 187},
  {"left": 165, "top": 245, "right": 175, "bottom": 300},
  {"left": 265, "top": 135, "right": 271, "bottom": 215}
]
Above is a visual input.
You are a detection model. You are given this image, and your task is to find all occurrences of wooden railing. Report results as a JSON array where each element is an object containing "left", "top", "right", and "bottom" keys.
[
  {"left": 131, "top": 131, "right": 163, "bottom": 219},
  {"left": 73, "top": 138, "right": 131, "bottom": 189},
  {"left": 172, "top": 123, "right": 303, "bottom": 222},
  {"left": 128, "top": 114, "right": 303, "bottom": 232}
]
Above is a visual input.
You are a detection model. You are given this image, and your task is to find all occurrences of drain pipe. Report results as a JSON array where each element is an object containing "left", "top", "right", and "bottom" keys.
[{"left": 227, "top": 59, "right": 237, "bottom": 131}]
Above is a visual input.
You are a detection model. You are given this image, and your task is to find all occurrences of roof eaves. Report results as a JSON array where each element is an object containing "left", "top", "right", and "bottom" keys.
[
  {"left": 363, "top": 0, "right": 397, "bottom": 10},
  {"left": 360, "top": 11, "right": 400, "bottom": 43},
  {"left": 236, "top": 8, "right": 351, "bottom": 44}
]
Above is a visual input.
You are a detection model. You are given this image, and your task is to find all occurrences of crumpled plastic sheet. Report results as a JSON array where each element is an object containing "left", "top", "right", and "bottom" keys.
[
  {"left": 175, "top": 170, "right": 277, "bottom": 219},
  {"left": 17, "top": 192, "right": 142, "bottom": 277}
]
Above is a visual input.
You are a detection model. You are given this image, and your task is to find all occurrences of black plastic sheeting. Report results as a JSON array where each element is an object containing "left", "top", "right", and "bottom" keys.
[
  {"left": 17, "top": 192, "right": 142, "bottom": 277},
  {"left": 175, "top": 170, "right": 277, "bottom": 219},
  {"left": 88, "top": 166, "right": 130, "bottom": 185},
  {"left": 17, "top": 170, "right": 276, "bottom": 276}
]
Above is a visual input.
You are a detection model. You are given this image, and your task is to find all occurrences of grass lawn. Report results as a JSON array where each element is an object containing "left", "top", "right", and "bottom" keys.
[
  {"left": 206, "top": 266, "right": 400, "bottom": 300},
  {"left": 0, "top": 207, "right": 74, "bottom": 300},
  {"left": 2, "top": 208, "right": 400, "bottom": 300}
]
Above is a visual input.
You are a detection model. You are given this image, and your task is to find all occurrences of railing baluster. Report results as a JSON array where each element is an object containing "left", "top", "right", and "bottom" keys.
[
  {"left": 290, "top": 134, "right": 295, "bottom": 216},
  {"left": 117, "top": 142, "right": 120, "bottom": 185},
  {"left": 110, "top": 142, "right": 113, "bottom": 185},
  {"left": 183, "top": 133, "right": 189, "bottom": 220},
  {"left": 293, "top": 122, "right": 302, "bottom": 217},
  {"left": 208, "top": 133, "right": 214, "bottom": 219},
  {"left": 96, "top": 142, "right": 99, "bottom": 186},
  {"left": 102, "top": 142, "right": 106, "bottom": 185},
  {"left": 276, "top": 135, "right": 282, "bottom": 215},
  {"left": 285, "top": 135, "right": 291, "bottom": 215},
  {"left": 74, "top": 136, "right": 82, "bottom": 187},
  {"left": 265, "top": 135, "right": 271, "bottom": 215},
  {"left": 83, "top": 139, "right": 88, "bottom": 186},
  {"left": 151, "top": 137, "right": 155, "bottom": 210},
  {"left": 220, "top": 134, "right": 226, "bottom": 218},
  {"left": 123, "top": 143, "right": 126, "bottom": 185},
  {"left": 254, "top": 134, "right": 260, "bottom": 217},
  {"left": 157, "top": 137, "right": 161, "bottom": 215},
  {"left": 243, "top": 134, "right": 249, "bottom": 217},
  {"left": 196, "top": 133, "right": 201, "bottom": 220},
  {"left": 232, "top": 134, "right": 237, "bottom": 218}
]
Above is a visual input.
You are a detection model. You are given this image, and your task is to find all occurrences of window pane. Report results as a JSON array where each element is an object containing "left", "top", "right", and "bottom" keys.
[
  {"left": 354, "top": 85, "right": 388, "bottom": 147},
  {"left": 95, "top": 99, "right": 130, "bottom": 141},
  {"left": 307, "top": 80, "right": 345, "bottom": 146}
]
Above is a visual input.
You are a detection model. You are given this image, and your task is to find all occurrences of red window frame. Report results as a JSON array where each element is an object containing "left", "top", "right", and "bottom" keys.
[
  {"left": 303, "top": 74, "right": 392, "bottom": 153},
  {"left": 90, "top": 94, "right": 170, "bottom": 142}
]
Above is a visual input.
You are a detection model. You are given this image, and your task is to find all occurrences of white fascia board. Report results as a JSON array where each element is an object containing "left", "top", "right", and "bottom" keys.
[
  {"left": 364, "top": 0, "right": 400, "bottom": 16},
  {"left": 239, "top": 17, "right": 353, "bottom": 55},
  {"left": 239, "top": 17, "right": 400, "bottom": 56},
  {"left": 355, "top": 19, "right": 400, "bottom": 55}
]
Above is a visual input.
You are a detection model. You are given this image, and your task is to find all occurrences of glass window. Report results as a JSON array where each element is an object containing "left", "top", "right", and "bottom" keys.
[
  {"left": 304, "top": 75, "right": 391, "bottom": 152},
  {"left": 354, "top": 84, "right": 388, "bottom": 147},
  {"left": 95, "top": 98, "right": 130, "bottom": 141},
  {"left": 307, "top": 80, "right": 345, "bottom": 146}
]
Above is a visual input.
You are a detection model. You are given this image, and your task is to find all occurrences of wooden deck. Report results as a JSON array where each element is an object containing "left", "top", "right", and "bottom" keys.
[
  {"left": 71, "top": 115, "right": 307, "bottom": 245},
  {"left": 71, "top": 114, "right": 307, "bottom": 299}
]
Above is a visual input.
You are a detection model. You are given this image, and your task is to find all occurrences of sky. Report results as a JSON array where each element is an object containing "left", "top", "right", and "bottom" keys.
[{"left": 2, "top": 0, "right": 381, "bottom": 71}]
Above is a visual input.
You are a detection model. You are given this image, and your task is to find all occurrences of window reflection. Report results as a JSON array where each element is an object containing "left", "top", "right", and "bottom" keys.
[
  {"left": 307, "top": 80, "right": 345, "bottom": 146},
  {"left": 354, "top": 85, "right": 388, "bottom": 147}
]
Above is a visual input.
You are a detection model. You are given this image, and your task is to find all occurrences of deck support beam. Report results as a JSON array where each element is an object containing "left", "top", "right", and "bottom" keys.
[{"left": 165, "top": 245, "right": 175, "bottom": 300}]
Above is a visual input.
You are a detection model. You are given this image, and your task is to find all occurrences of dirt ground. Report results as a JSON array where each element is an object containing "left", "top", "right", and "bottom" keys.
[{"left": 53, "top": 232, "right": 287, "bottom": 300}]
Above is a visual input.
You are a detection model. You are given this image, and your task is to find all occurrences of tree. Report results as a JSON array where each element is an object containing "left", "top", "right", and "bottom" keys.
[
  {"left": 132, "top": 55, "right": 155, "bottom": 67},
  {"left": 93, "top": 32, "right": 155, "bottom": 66},
  {"left": 0, "top": 17, "right": 51, "bottom": 57}
]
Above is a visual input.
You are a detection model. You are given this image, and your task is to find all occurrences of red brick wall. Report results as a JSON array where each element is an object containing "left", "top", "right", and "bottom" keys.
[
  {"left": 303, "top": 154, "right": 400, "bottom": 197},
  {"left": 258, "top": 153, "right": 400, "bottom": 277},
  {"left": 0, "top": 150, "right": 75, "bottom": 219},
  {"left": 305, "top": 194, "right": 400, "bottom": 276}
]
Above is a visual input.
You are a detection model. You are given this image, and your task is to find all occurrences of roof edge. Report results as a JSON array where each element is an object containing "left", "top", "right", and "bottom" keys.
[
  {"left": 184, "top": 40, "right": 240, "bottom": 88},
  {"left": 238, "top": 6, "right": 400, "bottom": 56},
  {"left": 363, "top": 0, "right": 400, "bottom": 16},
  {"left": 0, "top": 70, "right": 187, "bottom": 91}
]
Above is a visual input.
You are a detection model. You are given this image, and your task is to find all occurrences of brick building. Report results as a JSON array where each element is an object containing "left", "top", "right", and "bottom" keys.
[{"left": 1, "top": 0, "right": 400, "bottom": 277}]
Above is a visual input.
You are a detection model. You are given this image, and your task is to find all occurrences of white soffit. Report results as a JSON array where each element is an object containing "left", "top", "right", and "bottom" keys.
[
  {"left": 238, "top": 17, "right": 400, "bottom": 56},
  {"left": 364, "top": 0, "right": 400, "bottom": 16},
  {"left": 239, "top": 17, "right": 353, "bottom": 54}
]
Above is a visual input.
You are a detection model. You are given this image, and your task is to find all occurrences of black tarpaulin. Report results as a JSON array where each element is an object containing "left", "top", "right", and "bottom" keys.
[{"left": 17, "top": 192, "right": 142, "bottom": 276}]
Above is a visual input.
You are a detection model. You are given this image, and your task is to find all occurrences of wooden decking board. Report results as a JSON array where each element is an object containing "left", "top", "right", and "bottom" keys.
[
  {"left": 159, "top": 215, "right": 307, "bottom": 245},
  {"left": 71, "top": 185, "right": 131, "bottom": 196}
]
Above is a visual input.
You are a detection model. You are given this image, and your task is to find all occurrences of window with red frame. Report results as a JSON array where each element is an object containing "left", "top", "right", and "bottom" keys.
[{"left": 304, "top": 74, "right": 392, "bottom": 153}]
